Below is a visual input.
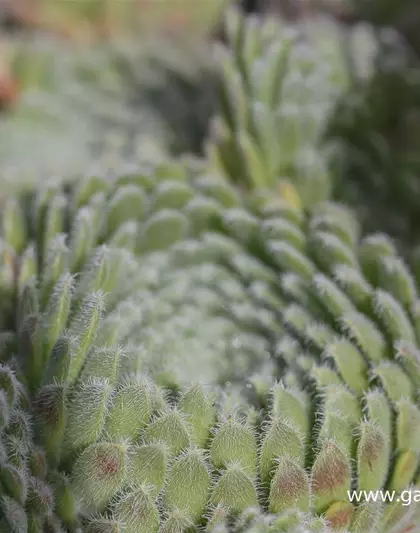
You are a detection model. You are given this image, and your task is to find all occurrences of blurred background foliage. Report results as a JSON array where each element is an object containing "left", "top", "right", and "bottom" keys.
[
  {"left": 0, "top": 0, "right": 226, "bottom": 192},
  {"left": 1, "top": 0, "right": 420, "bottom": 249}
]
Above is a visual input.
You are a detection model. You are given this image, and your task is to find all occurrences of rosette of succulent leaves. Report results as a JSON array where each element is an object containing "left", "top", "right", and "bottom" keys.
[{"left": 1, "top": 143, "right": 420, "bottom": 533}]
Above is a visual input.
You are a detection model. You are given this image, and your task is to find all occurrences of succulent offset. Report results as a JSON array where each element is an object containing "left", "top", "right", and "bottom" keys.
[{"left": 206, "top": 8, "right": 349, "bottom": 208}]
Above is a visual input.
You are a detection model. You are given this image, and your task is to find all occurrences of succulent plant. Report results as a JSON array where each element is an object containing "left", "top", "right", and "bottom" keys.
[
  {"left": 0, "top": 151, "right": 420, "bottom": 533},
  {"left": 206, "top": 8, "right": 348, "bottom": 208}
]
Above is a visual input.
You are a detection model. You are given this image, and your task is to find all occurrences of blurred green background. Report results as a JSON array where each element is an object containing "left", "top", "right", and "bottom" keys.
[{"left": 0, "top": 0, "right": 227, "bottom": 192}]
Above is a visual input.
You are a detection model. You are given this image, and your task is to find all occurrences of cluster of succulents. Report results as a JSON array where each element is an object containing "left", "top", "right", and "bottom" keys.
[{"left": 2, "top": 5, "right": 420, "bottom": 533}]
